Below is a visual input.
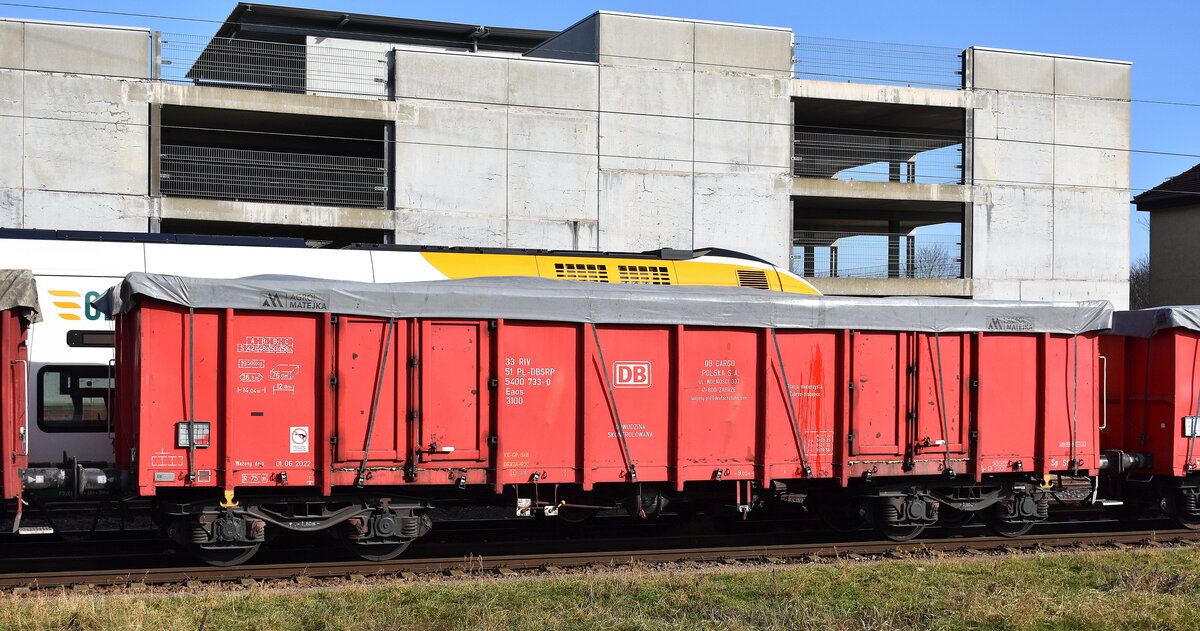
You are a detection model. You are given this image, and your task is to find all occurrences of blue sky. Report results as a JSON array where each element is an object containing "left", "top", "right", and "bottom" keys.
[{"left": 5, "top": 0, "right": 1197, "bottom": 262}]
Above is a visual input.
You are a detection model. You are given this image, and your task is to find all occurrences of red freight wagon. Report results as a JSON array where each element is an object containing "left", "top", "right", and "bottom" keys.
[
  {"left": 0, "top": 270, "right": 40, "bottom": 507},
  {"left": 102, "top": 273, "right": 1110, "bottom": 564},
  {"left": 1102, "top": 308, "right": 1200, "bottom": 527}
]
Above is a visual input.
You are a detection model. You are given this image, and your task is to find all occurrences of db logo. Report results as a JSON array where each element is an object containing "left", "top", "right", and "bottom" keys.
[{"left": 612, "top": 362, "right": 651, "bottom": 388}]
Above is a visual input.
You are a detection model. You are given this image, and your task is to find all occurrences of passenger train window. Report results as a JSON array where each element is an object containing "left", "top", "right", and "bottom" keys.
[{"left": 37, "top": 366, "right": 112, "bottom": 433}]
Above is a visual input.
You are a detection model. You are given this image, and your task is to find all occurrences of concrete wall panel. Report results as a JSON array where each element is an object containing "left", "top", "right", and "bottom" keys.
[
  {"left": 0, "top": 188, "right": 19, "bottom": 228},
  {"left": 0, "top": 21, "right": 24, "bottom": 69},
  {"left": 393, "top": 144, "right": 506, "bottom": 215},
  {"left": 983, "top": 93, "right": 1054, "bottom": 143},
  {"left": 507, "top": 150, "right": 599, "bottom": 220},
  {"left": 598, "top": 157, "right": 693, "bottom": 252},
  {"left": 508, "top": 107, "right": 598, "bottom": 154},
  {"left": 393, "top": 210, "right": 506, "bottom": 247},
  {"left": 393, "top": 51, "right": 507, "bottom": 103},
  {"left": 506, "top": 217, "right": 598, "bottom": 250},
  {"left": 973, "top": 138, "right": 1053, "bottom": 186},
  {"left": 694, "top": 72, "right": 790, "bottom": 124},
  {"left": 970, "top": 186, "right": 1054, "bottom": 280},
  {"left": 23, "top": 74, "right": 149, "bottom": 124},
  {"left": 1052, "top": 147, "right": 1127, "bottom": 188},
  {"left": 1054, "top": 58, "right": 1130, "bottom": 100},
  {"left": 1016, "top": 279, "right": 1128, "bottom": 307},
  {"left": 694, "top": 119, "right": 790, "bottom": 168},
  {"left": 599, "top": 112, "right": 693, "bottom": 162},
  {"left": 0, "top": 71, "right": 21, "bottom": 190},
  {"left": 1054, "top": 97, "right": 1131, "bottom": 149},
  {"left": 598, "top": 63, "right": 692, "bottom": 117},
  {"left": 598, "top": 14, "right": 693, "bottom": 65},
  {"left": 693, "top": 168, "right": 790, "bottom": 263},
  {"left": 509, "top": 58, "right": 598, "bottom": 110},
  {"left": 394, "top": 100, "right": 507, "bottom": 149},
  {"left": 694, "top": 23, "right": 792, "bottom": 74},
  {"left": 972, "top": 49, "right": 1053, "bottom": 94},
  {"left": 1050, "top": 188, "right": 1128, "bottom": 281},
  {"left": 22, "top": 190, "right": 148, "bottom": 231},
  {"left": 24, "top": 23, "right": 148, "bottom": 78},
  {"left": 23, "top": 118, "right": 148, "bottom": 194}
]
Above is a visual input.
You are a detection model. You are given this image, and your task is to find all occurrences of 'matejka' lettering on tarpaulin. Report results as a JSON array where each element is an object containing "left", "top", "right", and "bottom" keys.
[
  {"left": 986, "top": 315, "right": 1034, "bottom": 331},
  {"left": 260, "top": 291, "right": 329, "bottom": 311}
]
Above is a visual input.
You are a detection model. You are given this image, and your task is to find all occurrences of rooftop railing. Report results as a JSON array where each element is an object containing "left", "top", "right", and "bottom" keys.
[
  {"left": 792, "top": 35, "right": 965, "bottom": 89},
  {"left": 158, "top": 33, "right": 391, "bottom": 100}
]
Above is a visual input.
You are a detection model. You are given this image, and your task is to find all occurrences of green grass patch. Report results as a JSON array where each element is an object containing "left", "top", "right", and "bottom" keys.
[{"left": 5, "top": 549, "right": 1200, "bottom": 631}]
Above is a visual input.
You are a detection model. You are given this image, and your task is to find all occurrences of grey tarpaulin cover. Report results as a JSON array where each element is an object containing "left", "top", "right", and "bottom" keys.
[
  {"left": 96, "top": 272, "right": 1112, "bottom": 334},
  {"left": 1111, "top": 307, "right": 1200, "bottom": 338},
  {"left": 0, "top": 269, "right": 41, "bottom": 324}
]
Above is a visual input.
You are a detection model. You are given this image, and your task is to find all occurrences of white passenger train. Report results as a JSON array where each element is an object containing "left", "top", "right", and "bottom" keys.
[{"left": 0, "top": 230, "right": 819, "bottom": 466}]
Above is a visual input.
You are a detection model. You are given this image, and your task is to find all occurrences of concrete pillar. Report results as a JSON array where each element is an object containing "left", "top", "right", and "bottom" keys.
[{"left": 887, "top": 219, "right": 901, "bottom": 279}]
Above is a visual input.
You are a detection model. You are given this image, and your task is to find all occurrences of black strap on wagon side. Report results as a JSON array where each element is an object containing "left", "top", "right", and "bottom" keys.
[
  {"left": 356, "top": 318, "right": 395, "bottom": 487},
  {"left": 589, "top": 323, "right": 637, "bottom": 482},
  {"left": 769, "top": 328, "right": 812, "bottom": 478}
]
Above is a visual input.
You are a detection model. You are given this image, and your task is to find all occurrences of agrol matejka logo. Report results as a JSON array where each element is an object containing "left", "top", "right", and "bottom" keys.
[
  {"left": 48, "top": 290, "right": 111, "bottom": 321},
  {"left": 260, "top": 291, "right": 329, "bottom": 311}
]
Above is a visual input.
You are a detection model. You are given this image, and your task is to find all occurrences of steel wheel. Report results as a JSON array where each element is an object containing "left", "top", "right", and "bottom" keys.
[
  {"left": 191, "top": 542, "right": 261, "bottom": 567},
  {"left": 338, "top": 525, "right": 412, "bottom": 561},
  {"left": 984, "top": 506, "right": 1035, "bottom": 537},
  {"left": 876, "top": 522, "right": 926, "bottom": 541}
]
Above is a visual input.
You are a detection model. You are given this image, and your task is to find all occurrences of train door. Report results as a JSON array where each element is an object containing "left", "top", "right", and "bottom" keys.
[
  {"left": 418, "top": 320, "right": 491, "bottom": 464},
  {"left": 333, "top": 317, "right": 406, "bottom": 464},
  {"left": 910, "top": 333, "right": 969, "bottom": 463},
  {"left": 849, "top": 331, "right": 906, "bottom": 458}
]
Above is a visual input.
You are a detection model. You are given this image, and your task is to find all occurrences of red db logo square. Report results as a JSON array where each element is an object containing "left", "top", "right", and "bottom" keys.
[{"left": 612, "top": 362, "right": 651, "bottom": 388}]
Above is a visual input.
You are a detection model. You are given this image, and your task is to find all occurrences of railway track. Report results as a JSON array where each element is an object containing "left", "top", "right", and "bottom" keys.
[{"left": 4, "top": 526, "right": 1197, "bottom": 592}]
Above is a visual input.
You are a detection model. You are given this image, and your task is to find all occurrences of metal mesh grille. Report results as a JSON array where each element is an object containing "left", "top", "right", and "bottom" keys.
[
  {"left": 793, "top": 36, "right": 964, "bottom": 88},
  {"left": 160, "top": 33, "right": 390, "bottom": 100},
  {"left": 794, "top": 129, "right": 963, "bottom": 185},
  {"left": 160, "top": 145, "right": 388, "bottom": 209},
  {"left": 617, "top": 265, "right": 672, "bottom": 285},
  {"left": 735, "top": 269, "right": 771, "bottom": 290},
  {"left": 553, "top": 263, "right": 610, "bottom": 282},
  {"left": 792, "top": 230, "right": 962, "bottom": 279}
]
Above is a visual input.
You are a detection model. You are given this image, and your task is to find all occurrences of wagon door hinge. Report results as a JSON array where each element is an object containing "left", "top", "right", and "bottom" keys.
[
  {"left": 330, "top": 434, "right": 338, "bottom": 446},
  {"left": 408, "top": 410, "right": 419, "bottom": 421},
  {"left": 329, "top": 314, "right": 339, "bottom": 325},
  {"left": 488, "top": 319, "right": 498, "bottom": 330},
  {"left": 329, "top": 374, "right": 338, "bottom": 387},
  {"left": 408, "top": 355, "right": 419, "bottom": 368},
  {"left": 488, "top": 377, "right": 498, "bottom": 390},
  {"left": 970, "top": 378, "right": 979, "bottom": 389},
  {"left": 848, "top": 381, "right": 855, "bottom": 391},
  {"left": 969, "top": 429, "right": 978, "bottom": 441}
]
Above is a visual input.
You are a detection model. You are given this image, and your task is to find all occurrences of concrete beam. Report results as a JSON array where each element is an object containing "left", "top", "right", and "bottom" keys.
[
  {"left": 159, "top": 197, "right": 394, "bottom": 230},
  {"left": 792, "top": 179, "right": 971, "bottom": 203},
  {"left": 155, "top": 83, "right": 399, "bottom": 120},
  {"left": 791, "top": 80, "right": 970, "bottom": 109},
  {"left": 808, "top": 277, "right": 972, "bottom": 297}
]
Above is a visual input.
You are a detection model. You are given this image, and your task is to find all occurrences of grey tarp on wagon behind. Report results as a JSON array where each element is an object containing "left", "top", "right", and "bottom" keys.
[
  {"left": 0, "top": 269, "right": 42, "bottom": 324},
  {"left": 1111, "top": 307, "right": 1200, "bottom": 338},
  {"left": 95, "top": 272, "right": 1113, "bottom": 335}
]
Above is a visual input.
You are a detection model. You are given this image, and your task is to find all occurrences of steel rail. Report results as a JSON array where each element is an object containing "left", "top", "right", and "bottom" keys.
[{"left": 4, "top": 528, "right": 1197, "bottom": 590}]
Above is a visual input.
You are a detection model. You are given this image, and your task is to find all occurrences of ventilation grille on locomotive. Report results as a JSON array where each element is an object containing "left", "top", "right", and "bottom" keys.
[
  {"left": 735, "top": 269, "right": 771, "bottom": 290},
  {"left": 553, "top": 262, "right": 609, "bottom": 282},
  {"left": 617, "top": 265, "right": 672, "bottom": 285}
]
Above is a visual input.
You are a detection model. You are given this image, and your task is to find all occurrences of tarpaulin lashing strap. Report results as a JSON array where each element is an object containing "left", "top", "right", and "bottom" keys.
[
  {"left": 769, "top": 329, "right": 812, "bottom": 478},
  {"left": 356, "top": 318, "right": 395, "bottom": 487},
  {"left": 589, "top": 324, "right": 637, "bottom": 483}
]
